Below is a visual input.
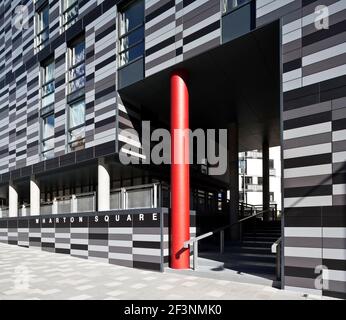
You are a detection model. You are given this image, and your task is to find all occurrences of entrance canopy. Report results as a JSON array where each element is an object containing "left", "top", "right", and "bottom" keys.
[{"left": 119, "top": 21, "right": 280, "bottom": 151}]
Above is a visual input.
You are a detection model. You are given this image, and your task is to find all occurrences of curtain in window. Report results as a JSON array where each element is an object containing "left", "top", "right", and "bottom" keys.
[
  {"left": 72, "top": 42, "right": 85, "bottom": 66},
  {"left": 64, "top": 0, "right": 77, "bottom": 10},
  {"left": 45, "top": 62, "right": 54, "bottom": 83},
  {"left": 38, "top": 7, "right": 49, "bottom": 32},
  {"left": 69, "top": 100, "right": 85, "bottom": 128},
  {"left": 43, "top": 115, "right": 54, "bottom": 139},
  {"left": 43, "top": 139, "right": 54, "bottom": 152},
  {"left": 120, "top": 1, "right": 144, "bottom": 35}
]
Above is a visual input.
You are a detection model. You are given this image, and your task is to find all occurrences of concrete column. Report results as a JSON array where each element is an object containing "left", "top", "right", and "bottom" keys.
[
  {"left": 30, "top": 176, "right": 40, "bottom": 216},
  {"left": 228, "top": 123, "right": 239, "bottom": 240},
  {"left": 71, "top": 194, "right": 77, "bottom": 213},
  {"left": 262, "top": 139, "right": 270, "bottom": 221},
  {"left": 52, "top": 198, "right": 58, "bottom": 214},
  {"left": 21, "top": 204, "right": 27, "bottom": 217},
  {"left": 98, "top": 158, "right": 110, "bottom": 212},
  {"left": 9, "top": 182, "right": 18, "bottom": 217},
  {"left": 0, "top": 187, "right": 6, "bottom": 218}
]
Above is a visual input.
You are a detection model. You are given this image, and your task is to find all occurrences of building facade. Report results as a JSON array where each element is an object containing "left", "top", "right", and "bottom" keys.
[{"left": 0, "top": 0, "right": 345, "bottom": 299}]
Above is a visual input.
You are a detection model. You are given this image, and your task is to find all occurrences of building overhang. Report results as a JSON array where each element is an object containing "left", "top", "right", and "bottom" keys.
[{"left": 119, "top": 20, "right": 280, "bottom": 151}]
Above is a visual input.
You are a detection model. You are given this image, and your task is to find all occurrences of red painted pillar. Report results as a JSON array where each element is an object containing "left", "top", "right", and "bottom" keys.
[{"left": 170, "top": 70, "right": 190, "bottom": 269}]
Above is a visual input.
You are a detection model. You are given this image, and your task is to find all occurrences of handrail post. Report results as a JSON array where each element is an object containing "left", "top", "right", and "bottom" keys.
[
  {"left": 277, "top": 242, "right": 281, "bottom": 280},
  {"left": 239, "top": 222, "right": 242, "bottom": 243},
  {"left": 220, "top": 230, "right": 224, "bottom": 254},
  {"left": 193, "top": 240, "right": 198, "bottom": 270}
]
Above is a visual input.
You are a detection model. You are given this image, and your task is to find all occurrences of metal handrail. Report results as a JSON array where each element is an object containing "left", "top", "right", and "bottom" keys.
[
  {"left": 110, "top": 183, "right": 160, "bottom": 193},
  {"left": 271, "top": 237, "right": 282, "bottom": 280},
  {"left": 184, "top": 208, "right": 273, "bottom": 270},
  {"left": 75, "top": 191, "right": 96, "bottom": 198}
]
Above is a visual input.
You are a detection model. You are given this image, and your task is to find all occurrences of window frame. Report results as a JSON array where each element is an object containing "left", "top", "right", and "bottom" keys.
[
  {"left": 67, "top": 98, "right": 86, "bottom": 152},
  {"left": 221, "top": 0, "right": 252, "bottom": 15},
  {"left": 118, "top": 0, "right": 145, "bottom": 69},
  {"left": 36, "top": 4, "right": 50, "bottom": 51},
  {"left": 39, "top": 57, "right": 55, "bottom": 160},
  {"left": 41, "top": 113, "right": 55, "bottom": 160},
  {"left": 68, "top": 37, "right": 86, "bottom": 95},
  {"left": 40, "top": 58, "right": 55, "bottom": 109},
  {"left": 61, "top": 0, "right": 79, "bottom": 31}
]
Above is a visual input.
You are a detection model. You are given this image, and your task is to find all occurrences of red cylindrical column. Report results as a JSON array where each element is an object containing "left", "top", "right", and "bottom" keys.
[{"left": 170, "top": 70, "right": 190, "bottom": 269}]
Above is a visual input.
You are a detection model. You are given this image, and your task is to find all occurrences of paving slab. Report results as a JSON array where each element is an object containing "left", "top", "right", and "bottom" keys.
[{"left": 0, "top": 243, "right": 336, "bottom": 300}]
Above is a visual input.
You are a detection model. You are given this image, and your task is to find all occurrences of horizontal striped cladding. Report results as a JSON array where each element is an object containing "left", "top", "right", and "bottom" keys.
[
  {"left": 0, "top": 209, "right": 168, "bottom": 271},
  {"left": 256, "top": 0, "right": 299, "bottom": 28},
  {"left": 282, "top": 89, "right": 333, "bottom": 212},
  {"left": 0, "top": 0, "right": 120, "bottom": 176},
  {"left": 144, "top": 0, "right": 221, "bottom": 77},
  {"left": 0, "top": 0, "right": 38, "bottom": 173},
  {"left": 282, "top": 0, "right": 346, "bottom": 93},
  {"left": 285, "top": 207, "right": 322, "bottom": 228},
  {"left": 88, "top": 6, "right": 117, "bottom": 149},
  {"left": 117, "top": 95, "right": 144, "bottom": 160}
]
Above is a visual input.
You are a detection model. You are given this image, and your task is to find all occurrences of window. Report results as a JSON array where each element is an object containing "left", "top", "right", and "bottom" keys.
[
  {"left": 257, "top": 177, "right": 263, "bottom": 185},
  {"left": 245, "top": 177, "right": 252, "bottom": 185},
  {"left": 270, "top": 192, "right": 274, "bottom": 202},
  {"left": 118, "top": 0, "right": 144, "bottom": 67},
  {"left": 41, "top": 58, "right": 55, "bottom": 109},
  {"left": 40, "top": 58, "right": 55, "bottom": 159},
  {"left": 62, "top": 0, "right": 78, "bottom": 30},
  {"left": 36, "top": 4, "right": 49, "bottom": 50},
  {"left": 269, "top": 159, "right": 274, "bottom": 169},
  {"left": 67, "top": 37, "right": 86, "bottom": 152},
  {"left": 41, "top": 114, "right": 55, "bottom": 160},
  {"left": 68, "top": 99, "right": 86, "bottom": 151},
  {"left": 239, "top": 159, "right": 246, "bottom": 173},
  {"left": 222, "top": 0, "right": 251, "bottom": 13},
  {"left": 68, "top": 39, "right": 85, "bottom": 94}
]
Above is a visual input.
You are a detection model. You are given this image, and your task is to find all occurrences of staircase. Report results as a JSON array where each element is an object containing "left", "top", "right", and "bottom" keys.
[{"left": 193, "top": 220, "right": 281, "bottom": 286}]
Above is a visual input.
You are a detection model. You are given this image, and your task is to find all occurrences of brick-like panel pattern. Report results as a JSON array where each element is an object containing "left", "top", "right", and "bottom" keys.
[
  {"left": 256, "top": 0, "right": 346, "bottom": 299},
  {"left": 0, "top": 209, "right": 167, "bottom": 271}
]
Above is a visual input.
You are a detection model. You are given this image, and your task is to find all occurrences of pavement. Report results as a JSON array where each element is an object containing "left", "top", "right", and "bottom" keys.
[{"left": 0, "top": 243, "right": 335, "bottom": 300}]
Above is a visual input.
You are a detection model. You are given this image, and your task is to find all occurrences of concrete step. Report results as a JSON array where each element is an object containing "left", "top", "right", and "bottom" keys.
[
  {"left": 244, "top": 231, "right": 281, "bottom": 235},
  {"left": 241, "top": 240, "right": 273, "bottom": 248},
  {"left": 243, "top": 236, "right": 279, "bottom": 242},
  {"left": 244, "top": 229, "right": 281, "bottom": 234},
  {"left": 228, "top": 246, "right": 273, "bottom": 255},
  {"left": 223, "top": 264, "right": 276, "bottom": 275},
  {"left": 166, "top": 257, "right": 279, "bottom": 288},
  {"left": 202, "top": 252, "right": 275, "bottom": 263}
]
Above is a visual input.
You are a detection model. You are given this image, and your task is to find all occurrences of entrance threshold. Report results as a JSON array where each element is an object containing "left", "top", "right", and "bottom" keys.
[{"left": 166, "top": 256, "right": 281, "bottom": 288}]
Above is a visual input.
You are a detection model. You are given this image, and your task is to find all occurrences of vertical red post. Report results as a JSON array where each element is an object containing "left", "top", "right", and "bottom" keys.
[{"left": 170, "top": 70, "right": 190, "bottom": 269}]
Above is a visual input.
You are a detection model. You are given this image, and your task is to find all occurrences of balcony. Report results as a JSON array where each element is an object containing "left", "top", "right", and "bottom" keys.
[
  {"left": 110, "top": 183, "right": 160, "bottom": 210},
  {"left": 246, "top": 184, "right": 263, "bottom": 192},
  {"left": 270, "top": 168, "right": 276, "bottom": 176},
  {"left": 39, "top": 192, "right": 96, "bottom": 215},
  {"left": 0, "top": 207, "right": 8, "bottom": 218}
]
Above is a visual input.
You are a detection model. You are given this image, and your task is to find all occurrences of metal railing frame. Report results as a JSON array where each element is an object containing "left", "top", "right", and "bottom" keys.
[
  {"left": 184, "top": 208, "right": 274, "bottom": 270},
  {"left": 110, "top": 183, "right": 160, "bottom": 210},
  {"left": 271, "top": 237, "right": 282, "bottom": 280}
]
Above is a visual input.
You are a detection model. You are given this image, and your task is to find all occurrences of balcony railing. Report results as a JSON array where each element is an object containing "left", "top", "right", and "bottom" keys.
[
  {"left": 246, "top": 184, "right": 263, "bottom": 192},
  {"left": 110, "top": 183, "right": 160, "bottom": 210},
  {"left": 0, "top": 207, "right": 9, "bottom": 218},
  {"left": 1, "top": 184, "right": 160, "bottom": 217},
  {"left": 38, "top": 192, "right": 96, "bottom": 215},
  {"left": 40, "top": 201, "right": 53, "bottom": 215},
  {"left": 245, "top": 151, "right": 262, "bottom": 159}
]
